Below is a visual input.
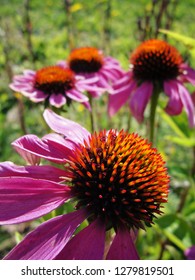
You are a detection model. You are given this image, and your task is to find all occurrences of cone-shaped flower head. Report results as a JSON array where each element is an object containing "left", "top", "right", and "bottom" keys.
[
  {"left": 131, "top": 39, "right": 183, "bottom": 81},
  {"left": 0, "top": 110, "right": 169, "bottom": 259},
  {"left": 68, "top": 47, "right": 104, "bottom": 74},
  {"left": 70, "top": 129, "right": 169, "bottom": 230},
  {"left": 58, "top": 46, "right": 125, "bottom": 97},
  {"left": 108, "top": 39, "right": 195, "bottom": 126}
]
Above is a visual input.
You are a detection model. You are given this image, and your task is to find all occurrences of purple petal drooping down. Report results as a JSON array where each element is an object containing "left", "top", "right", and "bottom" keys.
[
  {"left": 4, "top": 209, "right": 86, "bottom": 260},
  {"left": 55, "top": 219, "right": 106, "bottom": 260}
]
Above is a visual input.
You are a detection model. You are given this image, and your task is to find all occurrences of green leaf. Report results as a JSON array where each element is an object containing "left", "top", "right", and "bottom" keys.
[
  {"left": 157, "top": 107, "right": 186, "bottom": 138},
  {"left": 165, "top": 136, "right": 195, "bottom": 147},
  {"left": 159, "top": 29, "right": 195, "bottom": 48},
  {"left": 163, "top": 229, "right": 186, "bottom": 250},
  {"left": 156, "top": 214, "right": 176, "bottom": 229}
]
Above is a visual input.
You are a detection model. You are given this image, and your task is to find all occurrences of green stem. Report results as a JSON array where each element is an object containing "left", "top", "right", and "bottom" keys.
[
  {"left": 88, "top": 94, "right": 95, "bottom": 132},
  {"left": 149, "top": 86, "right": 160, "bottom": 144},
  {"left": 127, "top": 111, "right": 132, "bottom": 132}
]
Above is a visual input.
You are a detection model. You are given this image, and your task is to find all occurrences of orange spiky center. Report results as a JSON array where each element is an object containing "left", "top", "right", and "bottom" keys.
[
  {"left": 68, "top": 47, "right": 104, "bottom": 74},
  {"left": 68, "top": 130, "right": 169, "bottom": 230},
  {"left": 130, "top": 39, "right": 183, "bottom": 81},
  {"left": 34, "top": 66, "right": 75, "bottom": 95}
]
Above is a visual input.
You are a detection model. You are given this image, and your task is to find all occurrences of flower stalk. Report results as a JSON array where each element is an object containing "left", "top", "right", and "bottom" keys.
[{"left": 149, "top": 85, "right": 161, "bottom": 144}]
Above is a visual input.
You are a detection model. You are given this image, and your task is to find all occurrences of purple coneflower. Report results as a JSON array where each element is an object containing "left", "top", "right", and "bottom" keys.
[
  {"left": 0, "top": 109, "right": 169, "bottom": 260},
  {"left": 108, "top": 39, "right": 195, "bottom": 127},
  {"left": 9, "top": 65, "right": 102, "bottom": 109},
  {"left": 58, "top": 46, "right": 125, "bottom": 97}
]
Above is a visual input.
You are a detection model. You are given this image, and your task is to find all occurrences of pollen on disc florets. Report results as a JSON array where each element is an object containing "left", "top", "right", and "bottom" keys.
[
  {"left": 68, "top": 47, "right": 104, "bottom": 74},
  {"left": 130, "top": 39, "right": 183, "bottom": 81},
  {"left": 68, "top": 130, "right": 169, "bottom": 230},
  {"left": 34, "top": 66, "right": 75, "bottom": 95}
]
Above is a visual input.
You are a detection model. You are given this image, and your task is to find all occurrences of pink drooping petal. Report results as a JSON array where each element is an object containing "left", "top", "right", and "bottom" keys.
[
  {"left": 12, "top": 134, "right": 72, "bottom": 164},
  {"left": 49, "top": 94, "right": 67, "bottom": 108},
  {"left": 9, "top": 83, "right": 34, "bottom": 95},
  {"left": 43, "top": 109, "right": 90, "bottom": 144},
  {"left": 176, "top": 80, "right": 195, "bottom": 127},
  {"left": 108, "top": 80, "right": 137, "bottom": 117},
  {"left": 0, "top": 177, "right": 71, "bottom": 225},
  {"left": 106, "top": 227, "right": 140, "bottom": 260},
  {"left": 13, "top": 75, "right": 34, "bottom": 83},
  {"left": 4, "top": 209, "right": 86, "bottom": 260},
  {"left": 0, "top": 161, "right": 71, "bottom": 182},
  {"left": 101, "top": 69, "right": 121, "bottom": 83},
  {"left": 9, "top": 71, "right": 36, "bottom": 95},
  {"left": 77, "top": 75, "right": 99, "bottom": 85},
  {"left": 181, "top": 65, "right": 195, "bottom": 86},
  {"left": 103, "top": 57, "right": 125, "bottom": 76},
  {"left": 55, "top": 219, "right": 106, "bottom": 260},
  {"left": 130, "top": 81, "right": 153, "bottom": 123},
  {"left": 164, "top": 80, "right": 183, "bottom": 115},
  {"left": 113, "top": 72, "right": 133, "bottom": 90},
  {"left": 42, "top": 133, "right": 77, "bottom": 151},
  {"left": 30, "top": 90, "right": 46, "bottom": 102},
  {"left": 66, "top": 89, "right": 89, "bottom": 102},
  {"left": 81, "top": 100, "right": 92, "bottom": 111}
]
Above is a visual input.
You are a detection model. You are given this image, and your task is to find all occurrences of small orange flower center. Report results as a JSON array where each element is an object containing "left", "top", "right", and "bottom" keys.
[
  {"left": 68, "top": 130, "right": 169, "bottom": 230},
  {"left": 130, "top": 39, "right": 183, "bottom": 81},
  {"left": 34, "top": 66, "right": 75, "bottom": 95},
  {"left": 68, "top": 47, "right": 104, "bottom": 74}
]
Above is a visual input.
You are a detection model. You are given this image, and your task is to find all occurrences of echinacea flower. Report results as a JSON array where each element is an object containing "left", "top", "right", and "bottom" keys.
[
  {"left": 184, "top": 246, "right": 195, "bottom": 260},
  {"left": 108, "top": 39, "right": 195, "bottom": 127},
  {"left": 58, "top": 47, "right": 125, "bottom": 97},
  {"left": 0, "top": 109, "right": 169, "bottom": 260},
  {"left": 9, "top": 65, "right": 102, "bottom": 109}
]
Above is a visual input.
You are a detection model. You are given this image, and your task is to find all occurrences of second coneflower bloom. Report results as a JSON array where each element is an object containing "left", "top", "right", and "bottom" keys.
[
  {"left": 108, "top": 39, "right": 195, "bottom": 127},
  {"left": 9, "top": 65, "right": 102, "bottom": 110},
  {"left": 0, "top": 109, "right": 169, "bottom": 260},
  {"left": 58, "top": 47, "right": 125, "bottom": 97}
]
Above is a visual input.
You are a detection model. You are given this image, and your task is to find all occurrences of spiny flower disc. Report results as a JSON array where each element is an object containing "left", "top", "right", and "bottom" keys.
[
  {"left": 68, "top": 47, "right": 104, "bottom": 74},
  {"left": 130, "top": 39, "right": 183, "bottom": 81},
  {"left": 34, "top": 66, "right": 75, "bottom": 95},
  {"left": 69, "top": 130, "right": 169, "bottom": 230}
]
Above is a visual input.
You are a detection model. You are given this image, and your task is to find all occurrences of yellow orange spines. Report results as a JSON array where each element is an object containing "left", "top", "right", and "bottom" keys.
[{"left": 69, "top": 130, "right": 169, "bottom": 230}]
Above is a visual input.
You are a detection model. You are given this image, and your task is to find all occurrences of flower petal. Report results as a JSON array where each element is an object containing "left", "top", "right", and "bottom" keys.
[
  {"left": 0, "top": 161, "right": 71, "bottom": 182},
  {"left": 164, "top": 80, "right": 183, "bottom": 115},
  {"left": 66, "top": 89, "right": 89, "bottom": 102},
  {"left": 43, "top": 109, "right": 90, "bottom": 144},
  {"left": 108, "top": 79, "right": 137, "bottom": 117},
  {"left": 4, "top": 209, "right": 86, "bottom": 260},
  {"left": 106, "top": 227, "right": 140, "bottom": 260},
  {"left": 12, "top": 134, "right": 71, "bottom": 164},
  {"left": 55, "top": 219, "right": 105, "bottom": 260},
  {"left": 130, "top": 81, "right": 153, "bottom": 123},
  {"left": 42, "top": 133, "right": 76, "bottom": 151},
  {"left": 177, "top": 80, "right": 195, "bottom": 127},
  {"left": 181, "top": 65, "right": 195, "bottom": 86},
  {"left": 0, "top": 177, "right": 70, "bottom": 225},
  {"left": 113, "top": 72, "right": 133, "bottom": 90},
  {"left": 49, "top": 94, "right": 67, "bottom": 107}
]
